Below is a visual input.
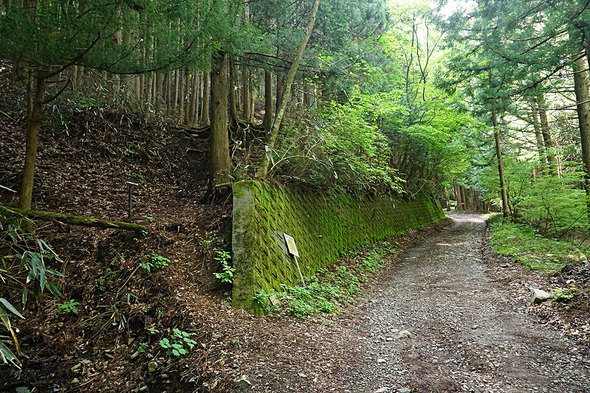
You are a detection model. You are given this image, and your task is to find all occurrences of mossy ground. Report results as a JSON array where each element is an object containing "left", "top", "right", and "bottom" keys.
[{"left": 488, "top": 216, "right": 588, "bottom": 274}]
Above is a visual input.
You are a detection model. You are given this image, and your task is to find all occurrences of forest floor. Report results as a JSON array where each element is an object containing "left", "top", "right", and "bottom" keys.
[{"left": 1, "top": 88, "right": 589, "bottom": 391}]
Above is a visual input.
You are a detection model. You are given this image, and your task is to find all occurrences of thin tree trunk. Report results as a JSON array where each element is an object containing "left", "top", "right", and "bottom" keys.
[
  {"left": 530, "top": 104, "right": 547, "bottom": 171},
  {"left": 460, "top": 186, "right": 467, "bottom": 211},
  {"left": 572, "top": 56, "right": 590, "bottom": 227},
  {"left": 492, "top": 108, "right": 510, "bottom": 218},
  {"left": 200, "top": 71, "right": 210, "bottom": 125},
  {"left": 262, "top": 69, "right": 272, "bottom": 132},
  {"left": 256, "top": 0, "right": 321, "bottom": 178},
  {"left": 184, "top": 70, "right": 192, "bottom": 125},
  {"left": 209, "top": 52, "right": 232, "bottom": 186},
  {"left": 155, "top": 71, "right": 164, "bottom": 115},
  {"left": 19, "top": 74, "right": 45, "bottom": 210},
  {"left": 229, "top": 58, "right": 239, "bottom": 127},
  {"left": 537, "top": 95, "right": 558, "bottom": 176},
  {"left": 242, "top": 65, "right": 252, "bottom": 122},
  {"left": 192, "top": 73, "right": 200, "bottom": 126}
]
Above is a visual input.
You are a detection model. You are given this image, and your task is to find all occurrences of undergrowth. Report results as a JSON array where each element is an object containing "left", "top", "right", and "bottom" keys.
[
  {"left": 488, "top": 217, "right": 587, "bottom": 274},
  {"left": 254, "top": 241, "right": 398, "bottom": 317}
]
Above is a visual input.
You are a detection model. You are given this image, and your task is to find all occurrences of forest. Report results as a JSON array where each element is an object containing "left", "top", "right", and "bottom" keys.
[{"left": 1, "top": 0, "right": 590, "bottom": 391}]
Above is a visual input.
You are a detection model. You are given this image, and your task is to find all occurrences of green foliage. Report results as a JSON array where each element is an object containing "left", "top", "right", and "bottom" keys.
[
  {"left": 213, "top": 249, "right": 234, "bottom": 283},
  {"left": 139, "top": 251, "right": 170, "bottom": 273},
  {"left": 159, "top": 328, "right": 196, "bottom": 357},
  {"left": 56, "top": 299, "right": 80, "bottom": 314},
  {"left": 553, "top": 286, "right": 579, "bottom": 303},
  {"left": 489, "top": 219, "right": 585, "bottom": 274},
  {"left": 507, "top": 161, "right": 588, "bottom": 237},
  {"left": 0, "top": 0, "right": 255, "bottom": 77},
  {"left": 137, "top": 341, "right": 148, "bottom": 354},
  {"left": 97, "top": 267, "right": 117, "bottom": 291},
  {"left": 252, "top": 289, "right": 274, "bottom": 315},
  {"left": 266, "top": 243, "right": 390, "bottom": 317},
  {"left": 0, "top": 204, "right": 64, "bottom": 367}
]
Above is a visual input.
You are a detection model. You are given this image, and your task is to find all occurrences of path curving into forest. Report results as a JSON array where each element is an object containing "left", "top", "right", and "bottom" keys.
[
  {"left": 234, "top": 214, "right": 589, "bottom": 393},
  {"left": 347, "top": 214, "right": 590, "bottom": 393}
]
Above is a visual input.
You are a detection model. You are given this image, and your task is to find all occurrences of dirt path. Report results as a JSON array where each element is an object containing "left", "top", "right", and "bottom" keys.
[
  {"left": 231, "top": 214, "right": 589, "bottom": 393},
  {"left": 347, "top": 214, "right": 590, "bottom": 393}
]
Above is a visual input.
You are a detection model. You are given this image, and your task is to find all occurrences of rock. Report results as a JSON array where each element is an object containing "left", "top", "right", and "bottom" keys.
[
  {"left": 529, "top": 288, "right": 552, "bottom": 304},
  {"left": 374, "top": 388, "right": 390, "bottom": 393},
  {"left": 235, "top": 375, "right": 252, "bottom": 389},
  {"left": 297, "top": 372, "right": 307, "bottom": 378},
  {"left": 377, "top": 358, "right": 387, "bottom": 363},
  {"left": 397, "top": 330, "right": 412, "bottom": 339},
  {"left": 398, "top": 388, "right": 411, "bottom": 393},
  {"left": 148, "top": 361, "right": 158, "bottom": 373},
  {"left": 501, "top": 263, "right": 510, "bottom": 268}
]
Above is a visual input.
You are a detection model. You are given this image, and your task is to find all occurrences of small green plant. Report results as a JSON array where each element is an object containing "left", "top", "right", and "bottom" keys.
[
  {"left": 147, "top": 327, "right": 160, "bottom": 335},
  {"left": 213, "top": 249, "right": 234, "bottom": 283},
  {"left": 200, "top": 232, "right": 217, "bottom": 254},
  {"left": 361, "top": 251, "right": 382, "bottom": 273},
  {"left": 137, "top": 342, "right": 148, "bottom": 353},
  {"left": 0, "top": 204, "right": 64, "bottom": 367},
  {"left": 97, "top": 267, "right": 117, "bottom": 291},
  {"left": 143, "top": 216, "right": 155, "bottom": 223},
  {"left": 159, "top": 328, "right": 196, "bottom": 357},
  {"left": 139, "top": 251, "right": 170, "bottom": 273},
  {"left": 56, "top": 299, "right": 80, "bottom": 314},
  {"left": 252, "top": 289, "right": 275, "bottom": 314},
  {"left": 553, "top": 286, "right": 578, "bottom": 303}
]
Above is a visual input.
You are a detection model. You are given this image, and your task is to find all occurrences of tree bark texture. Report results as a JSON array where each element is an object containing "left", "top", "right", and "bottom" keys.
[
  {"left": 572, "top": 56, "right": 590, "bottom": 226},
  {"left": 262, "top": 70, "right": 272, "bottom": 132},
  {"left": 537, "top": 95, "right": 558, "bottom": 176},
  {"left": 200, "top": 71, "right": 210, "bottom": 125},
  {"left": 209, "top": 52, "right": 232, "bottom": 186},
  {"left": 1, "top": 206, "right": 147, "bottom": 232},
  {"left": 19, "top": 74, "right": 45, "bottom": 210},
  {"left": 492, "top": 109, "right": 510, "bottom": 218}
]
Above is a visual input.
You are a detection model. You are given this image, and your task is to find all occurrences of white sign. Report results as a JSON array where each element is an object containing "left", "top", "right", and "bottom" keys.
[{"left": 283, "top": 233, "right": 299, "bottom": 257}]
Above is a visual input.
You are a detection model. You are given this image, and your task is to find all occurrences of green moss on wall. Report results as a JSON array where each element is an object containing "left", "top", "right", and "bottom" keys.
[{"left": 231, "top": 181, "right": 445, "bottom": 311}]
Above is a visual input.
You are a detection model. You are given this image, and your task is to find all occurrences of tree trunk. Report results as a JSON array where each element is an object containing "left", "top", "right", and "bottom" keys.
[
  {"left": 155, "top": 71, "right": 164, "bottom": 115},
  {"left": 492, "top": 109, "right": 510, "bottom": 218},
  {"left": 209, "top": 52, "right": 232, "bottom": 186},
  {"left": 262, "top": 69, "right": 272, "bottom": 132},
  {"left": 256, "top": 0, "right": 321, "bottom": 178},
  {"left": 229, "top": 58, "right": 239, "bottom": 128},
  {"left": 530, "top": 104, "right": 547, "bottom": 171},
  {"left": 572, "top": 56, "right": 590, "bottom": 227},
  {"left": 537, "top": 95, "right": 558, "bottom": 176},
  {"left": 200, "top": 71, "right": 210, "bottom": 125},
  {"left": 1, "top": 206, "right": 147, "bottom": 232},
  {"left": 241, "top": 65, "right": 252, "bottom": 122},
  {"left": 460, "top": 186, "right": 467, "bottom": 211},
  {"left": 19, "top": 74, "right": 45, "bottom": 210}
]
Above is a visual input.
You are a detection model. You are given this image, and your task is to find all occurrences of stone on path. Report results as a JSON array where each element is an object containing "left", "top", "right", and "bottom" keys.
[
  {"left": 235, "top": 375, "right": 252, "bottom": 389},
  {"left": 529, "top": 288, "right": 552, "bottom": 304}
]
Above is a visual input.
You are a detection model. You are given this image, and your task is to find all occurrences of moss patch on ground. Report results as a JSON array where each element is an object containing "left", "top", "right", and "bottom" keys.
[{"left": 488, "top": 218, "right": 587, "bottom": 274}]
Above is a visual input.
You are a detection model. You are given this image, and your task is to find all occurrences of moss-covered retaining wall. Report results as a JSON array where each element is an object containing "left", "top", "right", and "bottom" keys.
[{"left": 231, "top": 180, "right": 445, "bottom": 311}]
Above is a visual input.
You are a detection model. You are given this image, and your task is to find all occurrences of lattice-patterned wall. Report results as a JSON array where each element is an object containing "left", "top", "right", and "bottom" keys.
[{"left": 231, "top": 181, "right": 445, "bottom": 311}]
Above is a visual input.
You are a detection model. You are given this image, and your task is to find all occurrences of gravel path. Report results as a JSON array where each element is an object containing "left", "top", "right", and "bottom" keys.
[{"left": 348, "top": 214, "right": 590, "bottom": 393}]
